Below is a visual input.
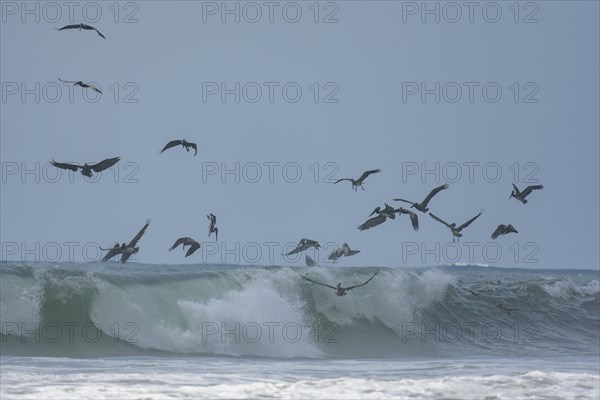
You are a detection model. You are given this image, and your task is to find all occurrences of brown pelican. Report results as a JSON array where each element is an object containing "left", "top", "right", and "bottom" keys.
[
  {"left": 334, "top": 169, "right": 381, "bottom": 191},
  {"left": 101, "top": 220, "right": 150, "bottom": 263},
  {"left": 161, "top": 139, "right": 197, "bottom": 156},
  {"left": 491, "top": 224, "right": 518, "bottom": 239},
  {"left": 329, "top": 243, "right": 360, "bottom": 262},
  {"left": 305, "top": 255, "right": 317, "bottom": 267},
  {"left": 429, "top": 211, "right": 482, "bottom": 242},
  {"left": 370, "top": 203, "right": 398, "bottom": 219},
  {"left": 286, "top": 238, "right": 320, "bottom": 256},
  {"left": 57, "top": 23, "right": 105, "bottom": 39},
  {"left": 169, "top": 237, "right": 200, "bottom": 257},
  {"left": 51, "top": 157, "right": 119, "bottom": 178},
  {"left": 394, "top": 184, "right": 449, "bottom": 213},
  {"left": 510, "top": 184, "right": 543, "bottom": 204},
  {"left": 300, "top": 272, "right": 378, "bottom": 297},
  {"left": 396, "top": 207, "right": 419, "bottom": 231},
  {"left": 58, "top": 78, "right": 102, "bottom": 94},
  {"left": 358, "top": 214, "right": 388, "bottom": 231},
  {"left": 207, "top": 213, "right": 218, "bottom": 241}
]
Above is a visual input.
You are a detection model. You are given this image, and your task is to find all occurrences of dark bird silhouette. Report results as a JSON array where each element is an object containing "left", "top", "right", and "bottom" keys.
[
  {"left": 396, "top": 207, "right": 419, "bottom": 231},
  {"left": 429, "top": 211, "right": 482, "bottom": 242},
  {"left": 101, "top": 220, "right": 150, "bottom": 263},
  {"left": 286, "top": 238, "right": 320, "bottom": 256},
  {"left": 59, "top": 78, "right": 102, "bottom": 94},
  {"left": 305, "top": 255, "right": 317, "bottom": 267},
  {"left": 207, "top": 213, "right": 218, "bottom": 241},
  {"left": 300, "top": 273, "right": 378, "bottom": 297},
  {"left": 57, "top": 23, "right": 106, "bottom": 39},
  {"left": 510, "top": 184, "right": 543, "bottom": 204},
  {"left": 51, "top": 157, "right": 119, "bottom": 178},
  {"left": 161, "top": 139, "right": 197, "bottom": 156},
  {"left": 358, "top": 214, "right": 388, "bottom": 231},
  {"left": 491, "top": 224, "right": 518, "bottom": 240},
  {"left": 328, "top": 243, "right": 360, "bottom": 262},
  {"left": 394, "top": 184, "right": 449, "bottom": 213},
  {"left": 169, "top": 237, "right": 200, "bottom": 257},
  {"left": 370, "top": 203, "right": 398, "bottom": 219},
  {"left": 334, "top": 169, "right": 381, "bottom": 191}
]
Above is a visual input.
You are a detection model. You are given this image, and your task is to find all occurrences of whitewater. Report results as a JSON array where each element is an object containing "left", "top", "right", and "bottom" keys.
[{"left": 1, "top": 262, "right": 599, "bottom": 399}]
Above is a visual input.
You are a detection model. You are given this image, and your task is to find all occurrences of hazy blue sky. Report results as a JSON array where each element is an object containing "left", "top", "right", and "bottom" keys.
[{"left": 1, "top": 0, "right": 598, "bottom": 269}]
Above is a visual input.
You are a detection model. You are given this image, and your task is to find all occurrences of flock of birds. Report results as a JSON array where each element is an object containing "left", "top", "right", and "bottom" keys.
[{"left": 49, "top": 23, "right": 545, "bottom": 300}]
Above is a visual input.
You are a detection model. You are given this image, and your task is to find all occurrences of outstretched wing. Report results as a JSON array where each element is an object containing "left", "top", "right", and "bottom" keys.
[
  {"left": 169, "top": 237, "right": 189, "bottom": 251},
  {"left": 51, "top": 160, "right": 80, "bottom": 172},
  {"left": 128, "top": 219, "right": 150, "bottom": 247},
  {"left": 522, "top": 185, "right": 544, "bottom": 197},
  {"left": 161, "top": 140, "right": 183, "bottom": 153},
  {"left": 90, "top": 157, "right": 120, "bottom": 172},
  {"left": 357, "top": 169, "right": 381, "bottom": 183},
  {"left": 345, "top": 272, "right": 378, "bottom": 291},
  {"left": 398, "top": 208, "right": 419, "bottom": 231},
  {"left": 92, "top": 26, "right": 106, "bottom": 39},
  {"left": 458, "top": 212, "right": 482, "bottom": 230},
  {"left": 185, "top": 241, "right": 201, "bottom": 257},
  {"left": 58, "top": 78, "right": 78, "bottom": 84},
  {"left": 58, "top": 24, "right": 80, "bottom": 31},
  {"left": 358, "top": 215, "right": 387, "bottom": 231},
  {"left": 393, "top": 198, "right": 414, "bottom": 205},
  {"left": 429, "top": 212, "right": 452, "bottom": 229},
  {"left": 334, "top": 178, "right": 352, "bottom": 185},
  {"left": 86, "top": 83, "right": 102, "bottom": 94},
  {"left": 421, "top": 184, "right": 449, "bottom": 207},
  {"left": 101, "top": 244, "right": 122, "bottom": 261},
  {"left": 299, "top": 274, "right": 337, "bottom": 290},
  {"left": 189, "top": 142, "right": 198, "bottom": 156},
  {"left": 491, "top": 225, "right": 504, "bottom": 240}
]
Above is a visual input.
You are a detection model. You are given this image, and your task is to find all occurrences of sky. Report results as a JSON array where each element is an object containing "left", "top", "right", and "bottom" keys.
[{"left": 1, "top": 0, "right": 598, "bottom": 269}]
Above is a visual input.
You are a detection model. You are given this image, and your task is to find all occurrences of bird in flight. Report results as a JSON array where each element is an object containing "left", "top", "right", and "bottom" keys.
[
  {"left": 50, "top": 157, "right": 119, "bottom": 178},
  {"left": 328, "top": 243, "right": 360, "bottom": 262},
  {"left": 510, "top": 184, "right": 543, "bottom": 204},
  {"left": 59, "top": 78, "right": 102, "bottom": 94},
  {"left": 57, "top": 23, "right": 106, "bottom": 39},
  {"left": 207, "top": 213, "right": 218, "bottom": 241},
  {"left": 358, "top": 214, "right": 388, "bottom": 231},
  {"left": 169, "top": 237, "right": 201, "bottom": 257},
  {"left": 394, "top": 184, "right": 449, "bottom": 213},
  {"left": 334, "top": 169, "right": 381, "bottom": 191},
  {"left": 491, "top": 224, "right": 518, "bottom": 240},
  {"left": 429, "top": 211, "right": 482, "bottom": 242},
  {"left": 161, "top": 139, "right": 197, "bottom": 156},
  {"left": 101, "top": 220, "right": 151, "bottom": 263},
  {"left": 300, "top": 272, "right": 378, "bottom": 297},
  {"left": 305, "top": 255, "right": 317, "bottom": 267},
  {"left": 396, "top": 207, "right": 419, "bottom": 231},
  {"left": 286, "top": 238, "right": 320, "bottom": 256}
]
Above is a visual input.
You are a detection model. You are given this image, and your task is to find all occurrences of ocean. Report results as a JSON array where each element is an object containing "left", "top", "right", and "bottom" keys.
[{"left": 1, "top": 262, "right": 599, "bottom": 399}]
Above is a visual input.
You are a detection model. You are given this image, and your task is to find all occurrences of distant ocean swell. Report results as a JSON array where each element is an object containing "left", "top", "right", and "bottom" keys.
[{"left": 1, "top": 263, "right": 598, "bottom": 359}]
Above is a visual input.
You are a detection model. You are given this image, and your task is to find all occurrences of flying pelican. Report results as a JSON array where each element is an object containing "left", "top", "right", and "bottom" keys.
[
  {"left": 286, "top": 238, "right": 320, "bottom": 256},
  {"left": 358, "top": 214, "right": 388, "bottom": 231},
  {"left": 161, "top": 139, "right": 197, "bottom": 156},
  {"left": 396, "top": 207, "right": 419, "bottom": 231},
  {"left": 305, "top": 255, "right": 317, "bottom": 267},
  {"left": 169, "top": 237, "right": 200, "bottom": 257},
  {"left": 57, "top": 23, "right": 106, "bottom": 39},
  {"left": 334, "top": 169, "right": 381, "bottom": 191},
  {"left": 429, "top": 211, "right": 482, "bottom": 242},
  {"left": 51, "top": 157, "right": 119, "bottom": 177},
  {"left": 327, "top": 250, "right": 341, "bottom": 262},
  {"left": 58, "top": 78, "right": 102, "bottom": 94},
  {"left": 510, "top": 184, "right": 543, "bottom": 204},
  {"left": 370, "top": 203, "right": 398, "bottom": 219},
  {"left": 329, "top": 243, "right": 360, "bottom": 262},
  {"left": 207, "top": 213, "right": 218, "bottom": 241},
  {"left": 101, "top": 220, "right": 150, "bottom": 263},
  {"left": 300, "top": 272, "right": 378, "bottom": 297},
  {"left": 491, "top": 224, "right": 518, "bottom": 240},
  {"left": 394, "top": 184, "right": 449, "bottom": 213}
]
